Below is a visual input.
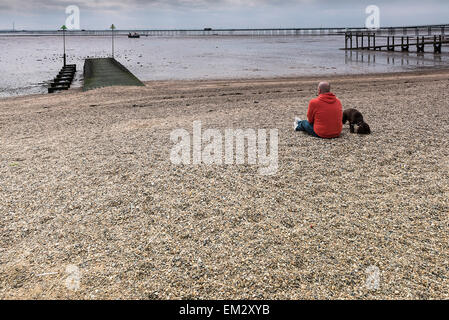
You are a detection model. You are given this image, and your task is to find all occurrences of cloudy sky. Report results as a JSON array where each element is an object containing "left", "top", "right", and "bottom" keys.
[{"left": 0, "top": 0, "right": 448, "bottom": 30}]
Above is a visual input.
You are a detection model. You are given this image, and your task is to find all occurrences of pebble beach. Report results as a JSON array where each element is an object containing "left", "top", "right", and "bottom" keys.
[{"left": 0, "top": 69, "right": 448, "bottom": 299}]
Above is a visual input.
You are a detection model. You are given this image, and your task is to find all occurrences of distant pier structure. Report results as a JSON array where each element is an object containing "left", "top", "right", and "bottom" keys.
[
  {"left": 343, "top": 25, "right": 448, "bottom": 53},
  {"left": 344, "top": 33, "right": 448, "bottom": 54},
  {"left": 1, "top": 23, "right": 448, "bottom": 38}
]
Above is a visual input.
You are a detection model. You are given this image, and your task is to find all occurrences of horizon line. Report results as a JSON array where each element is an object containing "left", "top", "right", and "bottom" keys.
[{"left": 1, "top": 22, "right": 449, "bottom": 33}]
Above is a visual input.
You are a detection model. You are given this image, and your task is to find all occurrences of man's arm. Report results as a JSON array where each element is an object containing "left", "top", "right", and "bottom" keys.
[{"left": 307, "top": 100, "right": 315, "bottom": 124}]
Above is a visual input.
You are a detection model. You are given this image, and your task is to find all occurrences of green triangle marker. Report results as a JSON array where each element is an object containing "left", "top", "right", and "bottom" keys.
[
  {"left": 61, "top": 25, "right": 67, "bottom": 30},
  {"left": 110, "top": 24, "right": 116, "bottom": 30}
]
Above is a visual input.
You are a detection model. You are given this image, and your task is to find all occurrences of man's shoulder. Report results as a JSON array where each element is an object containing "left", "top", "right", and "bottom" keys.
[
  {"left": 335, "top": 96, "right": 342, "bottom": 105},
  {"left": 309, "top": 97, "right": 320, "bottom": 105}
]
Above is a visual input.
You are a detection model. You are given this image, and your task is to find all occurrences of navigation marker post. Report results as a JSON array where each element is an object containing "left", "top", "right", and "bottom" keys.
[
  {"left": 110, "top": 24, "right": 116, "bottom": 59},
  {"left": 61, "top": 25, "right": 67, "bottom": 66}
]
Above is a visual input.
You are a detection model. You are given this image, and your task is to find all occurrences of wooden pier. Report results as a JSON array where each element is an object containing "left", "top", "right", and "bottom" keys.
[
  {"left": 344, "top": 33, "right": 448, "bottom": 53},
  {"left": 83, "top": 58, "right": 144, "bottom": 91},
  {"left": 2, "top": 23, "right": 449, "bottom": 37}
]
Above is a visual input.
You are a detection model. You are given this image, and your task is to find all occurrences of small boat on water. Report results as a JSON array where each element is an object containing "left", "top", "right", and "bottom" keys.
[{"left": 128, "top": 32, "right": 140, "bottom": 38}]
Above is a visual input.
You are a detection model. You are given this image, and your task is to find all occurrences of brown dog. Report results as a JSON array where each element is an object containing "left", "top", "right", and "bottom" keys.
[{"left": 342, "top": 108, "right": 371, "bottom": 134}]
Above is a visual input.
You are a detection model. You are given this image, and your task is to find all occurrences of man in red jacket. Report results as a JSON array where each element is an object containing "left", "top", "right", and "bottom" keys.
[{"left": 294, "top": 82, "right": 343, "bottom": 139}]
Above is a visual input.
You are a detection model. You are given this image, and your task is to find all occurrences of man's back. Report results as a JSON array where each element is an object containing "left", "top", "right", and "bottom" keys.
[{"left": 307, "top": 93, "right": 343, "bottom": 138}]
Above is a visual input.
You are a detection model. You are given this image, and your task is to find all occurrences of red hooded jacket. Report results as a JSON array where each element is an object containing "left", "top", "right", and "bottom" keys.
[{"left": 307, "top": 93, "right": 343, "bottom": 138}]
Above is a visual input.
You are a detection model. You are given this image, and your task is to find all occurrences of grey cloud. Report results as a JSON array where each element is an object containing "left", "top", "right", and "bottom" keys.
[
  {"left": 1, "top": 0, "right": 447, "bottom": 29},
  {"left": 1, "top": 0, "right": 310, "bottom": 12},
  {"left": 0, "top": 0, "right": 444, "bottom": 11}
]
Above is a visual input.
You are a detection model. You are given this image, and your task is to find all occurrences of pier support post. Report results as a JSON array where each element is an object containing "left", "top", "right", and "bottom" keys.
[
  {"left": 401, "top": 36, "right": 409, "bottom": 52},
  {"left": 417, "top": 36, "right": 425, "bottom": 53},
  {"left": 434, "top": 35, "right": 442, "bottom": 54},
  {"left": 387, "top": 36, "right": 395, "bottom": 51}
]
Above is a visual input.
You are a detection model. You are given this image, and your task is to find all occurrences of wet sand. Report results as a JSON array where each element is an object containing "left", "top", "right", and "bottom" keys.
[{"left": 0, "top": 70, "right": 448, "bottom": 299}]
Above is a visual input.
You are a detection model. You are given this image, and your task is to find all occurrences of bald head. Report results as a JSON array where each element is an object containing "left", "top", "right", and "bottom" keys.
[{"left": 318, "top": 82, "right": 331, "bottom": 95}]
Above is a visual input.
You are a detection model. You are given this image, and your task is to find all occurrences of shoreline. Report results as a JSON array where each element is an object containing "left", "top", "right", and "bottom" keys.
[
  {"left": 142, "top": 66, "right": 449, "bottom": 86},
  {"left": 2, "top": 67, "right": 449, "bottom": 102}
]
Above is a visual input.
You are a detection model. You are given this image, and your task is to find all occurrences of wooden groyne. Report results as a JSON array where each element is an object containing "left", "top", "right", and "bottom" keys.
[
  {"left": 48, "top": 64, "right": 76, "bottom": 93},
  {"left": 83, "top": 58, "right": 144, "bottom": 91},
  {"left": 344, "top": 32, "right": 448, "bottom": 53}
]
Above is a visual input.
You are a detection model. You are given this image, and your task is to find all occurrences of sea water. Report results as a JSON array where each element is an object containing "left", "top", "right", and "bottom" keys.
[{"left": 0, "top": 35, "right": 448, "bottom": 98}]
